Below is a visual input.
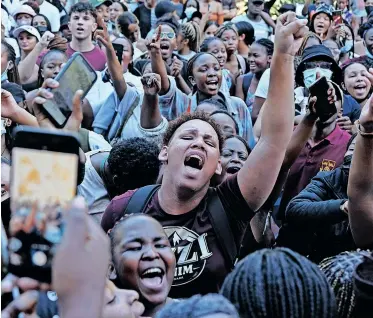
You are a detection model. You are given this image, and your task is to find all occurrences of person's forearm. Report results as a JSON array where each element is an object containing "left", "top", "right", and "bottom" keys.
[
  {"left": 140, "top": 94, "right": 162, "bottom": 129},
  {"left": 302, "top": 0, "right": 312, "bottom": 16},
  {"left": 283, "top": 114, "right": 316, "bottom": 169},
  {"left": 261, "top": 54, "right": 294, "bottom": 145},
  {"left": 18, "top": 43, "right": 44, "bottom": 83},
  {"left": 348, "top": 134, "right": 373, "bottom": 247},
  {"left": 175, "top": 75, "right": 192, "bottom": 95},
  {"left": 260, "top": 12, "right": 276, "bottom": 30},
  {"left": 150, "top": 51, "right": 169, "bottom": 95},
  {"left": 106, "top": 45, "right": 127, "bottom": 100},
  {"left": 251, "top": 96, "right": 265, "bottom": 124},
  {"left": 11, "top": 107, "right": 38, "bottom": 127}
]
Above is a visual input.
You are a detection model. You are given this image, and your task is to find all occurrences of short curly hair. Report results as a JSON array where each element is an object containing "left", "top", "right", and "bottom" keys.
[
  {"left": 107, "top": 138, "right": 160, "bottom": 196},
  {"left": 162, "top": 112, "right": 224, "bottom": 151},
  {"left": 69, "top": 2, "right": 97, "bottom": 20}
]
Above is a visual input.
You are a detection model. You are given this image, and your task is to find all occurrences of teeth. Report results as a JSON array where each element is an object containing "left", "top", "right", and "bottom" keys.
[
  {"left": 143, "top": 268, "right": 162, "bottom": 276},
  {"left": 190, "top": 155, "right": 202, "bottom": 167}
]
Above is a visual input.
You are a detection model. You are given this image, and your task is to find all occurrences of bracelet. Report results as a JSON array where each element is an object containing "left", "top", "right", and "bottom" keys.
[{"left": 355, "top": 120, "right": 373, "bottom": 137}]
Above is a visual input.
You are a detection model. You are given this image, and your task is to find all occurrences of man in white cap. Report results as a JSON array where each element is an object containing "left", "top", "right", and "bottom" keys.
[{"left": 12, "top": 4, "right": 36, "bottom": 27}]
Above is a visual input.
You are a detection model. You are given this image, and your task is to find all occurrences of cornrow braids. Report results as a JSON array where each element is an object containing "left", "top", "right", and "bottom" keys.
[
  {"left": 199, "top": 36, "right": 224, "bottom": 53},
  {"left": 181, "top": 21, "right": 201, "bottom": 53},
  {"left": 254, "top": 38, "right": 274, "bottom": 56},
  {"left": 220, "top": 247, "right": 337, "bottom": 318},
  {"left": 1, "top": 41, "right": 21, "bottom": 84},
  {"left": 319, "top": 250, "right": 370, "bottom": 318},
  {"left": 215, "top": 22, "right": 238, "bottom": 39}
]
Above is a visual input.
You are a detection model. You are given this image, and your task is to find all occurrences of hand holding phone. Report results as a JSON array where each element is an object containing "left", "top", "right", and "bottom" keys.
[
  {"left": 333, "top": 10, "right": 343, "bottom": 26},
  {"left": 8, "top": 126, "right": 80, "bottom": 282},
  {"left": 40, "top": 53, "right": 97, "bottom": 128},
  {"left": 33, "top": 79, "right": 83, "bottom": 132},
  {"left": 309, "top": 76, "right": 337, "bottom": 121}
]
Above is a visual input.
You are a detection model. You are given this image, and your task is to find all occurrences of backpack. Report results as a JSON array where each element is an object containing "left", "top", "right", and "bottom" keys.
[
  {"left": 242, "top": 73, "right": 254, "bottom": 102},
  {"left": 122, "top": 185, "right": 257, "bottom": 269}
]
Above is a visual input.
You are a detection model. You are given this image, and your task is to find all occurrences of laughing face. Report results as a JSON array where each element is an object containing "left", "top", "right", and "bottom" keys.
[
  {"left": 206, "top": 39, "right": 227, "bottom": 68},
  {"left": 248, "top": 42, "right": 271, "bottom": 74},
  {"left": 112, "top": 215, "right": 175, "bottom": 307},
  {"left": 68, "top": 11, "right": 97, "bottom": 41},
  {"left": 313, "top": 13, "right": 331, "bottom": 36},
  {"left": 220, "top": 29, "right": 238, "bottom": 56},
  {"left": 343, "top": 63, "right": 371, "bottom": 102},
  {"left": 189, "top": 54, "right": 222, "bottom": 96},
  {"left": 159, "top": 119, "right": 222, "bottom": 192}
]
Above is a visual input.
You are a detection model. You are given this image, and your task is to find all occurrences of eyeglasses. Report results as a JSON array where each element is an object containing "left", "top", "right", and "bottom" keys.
[
  {"left": 304, "top": 61, "right": 332, "bottom": 70},
  {"left": 160, "top": 32, "right": 175, "bottom": 39}
]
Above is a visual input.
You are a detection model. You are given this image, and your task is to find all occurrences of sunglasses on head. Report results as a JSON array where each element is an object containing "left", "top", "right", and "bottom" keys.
[{"left": 160, "top": 31, "right": 175, "bottom": 39}]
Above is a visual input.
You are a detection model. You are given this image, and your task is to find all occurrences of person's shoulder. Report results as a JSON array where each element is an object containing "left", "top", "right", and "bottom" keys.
[{"left": 232, "top": 14, "right": 246, "bottom": 22}]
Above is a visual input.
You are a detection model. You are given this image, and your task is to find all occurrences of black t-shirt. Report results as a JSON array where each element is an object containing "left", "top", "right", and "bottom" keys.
[
  {"left": 134, "top": 4, "right": 151, "bottom": 39},
  {"left": 102, "top": 175, "right": 254, "bottom": 298}
]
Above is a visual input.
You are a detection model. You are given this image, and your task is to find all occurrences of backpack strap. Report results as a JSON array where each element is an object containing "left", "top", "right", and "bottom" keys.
[
  {"left": 242, "top": 73, "right": 254, "bottom": 102},
  {"left": 123, "top": 185, "right": 161, "bottom": 215},
  {"left": 206, "top": 188, "right": 238, "bottom": 269}
]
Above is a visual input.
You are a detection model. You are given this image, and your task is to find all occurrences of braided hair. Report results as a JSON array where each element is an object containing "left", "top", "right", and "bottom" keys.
[
  {"left": 254, "top": 38, "right": 274, "bottom": 56},
  {"left": 215, "top": 22, "right": 238, "bottom": 39},
  {"left": 181, "top": 21, "right": 201, "bottom": 53},
  {"left": 199, "top": 36, "right": 224, "bottom": 53},
  {"left": 155, "top": 294, "right": 240, "bottom": 318},
  {"left": 220, "top": 247, "right": 337, "bottom": 318},
  {"left": 319, "top": 250, "right": 370, "bottom": 318},
  {"left": 1, "top": 41, "right": 21, "bottom": 84}
]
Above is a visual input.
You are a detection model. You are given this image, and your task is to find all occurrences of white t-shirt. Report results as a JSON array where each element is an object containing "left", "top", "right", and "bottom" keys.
[
  {"left": 255, "top": 68, "right": 270, "bottom": 99},
  {"left": 39, "top": 0, "right": 61, "bottom": 32},
  {"left": 232, "top": 14, "right": 272, "bottom": 39}
]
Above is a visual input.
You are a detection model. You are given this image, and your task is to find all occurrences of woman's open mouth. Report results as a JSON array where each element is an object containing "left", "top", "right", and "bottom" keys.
[
  {"left": 160, "top": 42, "right": 171, "bottom": 56},
  {"left": 354, "top": 83, "right": 367, "bottom": 95},
  {"left": 184, "top": 154, "right": 205, "bottom": 171},
  {"left": 205, "top": 79, "right": 219, "bottom": 91},
  {"left": 139, "top": 267, "right": 166, "bottom": 291},
  {"left": 226, "top": 165, "right": 241, "bottom": 175}
]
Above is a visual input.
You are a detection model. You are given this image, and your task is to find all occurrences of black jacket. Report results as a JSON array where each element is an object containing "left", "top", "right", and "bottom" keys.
[{"left": 276, "top": 164, "right": 356, "bottom": 263}]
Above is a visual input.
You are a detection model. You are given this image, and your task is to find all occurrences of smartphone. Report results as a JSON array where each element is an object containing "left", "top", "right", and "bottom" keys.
[
  {"left": 309, "top": 76, "right": 337, "bottom": 121},
  {"left": 333, "top": 10, "right": 343, "bottom": 26},
  {"left": 112, "top": 43, "right": 124, "bottom": 63},
  {"left": 42, "top": 52, "right": 97, "bottom": 128},
  {"left": 8, "top": 126, "right": 80, "bottom": 282}
]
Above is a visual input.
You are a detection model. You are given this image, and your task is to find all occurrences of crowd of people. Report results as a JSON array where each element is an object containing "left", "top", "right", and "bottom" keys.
[{"left": 1, "top": 0, "right": 373, "bottom": 316}]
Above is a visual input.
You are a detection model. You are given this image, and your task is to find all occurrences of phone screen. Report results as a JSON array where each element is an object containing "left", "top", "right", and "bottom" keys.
[
  {"left": 42, "top": 53, "right": 97, "bottom": 127},
  {"left": 333, "top": 11, "right": 342, "bottom": 25},
  {"left": 11, "top": 148, "right": 78, "bottom": 207}
]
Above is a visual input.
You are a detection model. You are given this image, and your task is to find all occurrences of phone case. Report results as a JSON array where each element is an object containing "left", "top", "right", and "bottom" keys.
[
  {"left": 41, "top": 52, "right": 98, "bottom": 128},
  {"left": 309, "top": 77, "right": 337, "bottom": 121}
]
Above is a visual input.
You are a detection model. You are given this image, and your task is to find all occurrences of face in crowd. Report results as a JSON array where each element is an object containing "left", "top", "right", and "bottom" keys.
[
  {"left": 110, "top": 2, "right": 125, "bottom": 23},
  {"left": 97, "top": 4, "right": 110, "bottom": 23},
  {"left": 110, "top": 215, "right": 175, "bottom": 309},
  {"left": 159, "top": 24, "right": 178, "bottom": 62},
  {"left": 205, "top": 38, "right": 227, "bottom": 69},
  {"left": 204, "top": 22, "right": 219, "bottom": 39},
  {"left": 40, "top": 50, "right": 68, "bottom": 81},
  {"left": 248, "top": 42, "right": 272, "bottom": 74},
  {"left": 313, "top": 13, "right": 331, "bottom": 37},
  {"left": 17, "top": 31, "right": 38, "bottom": 53},
  {"left": 219, "top": 28, "right": 238, "bottom": 57},
  {"left": 248, "top": 0, "right": 264, "bottom": 16},
  {"left": 342, "top": 63, "right": 371, "bottom": 103},
  {"left": 68, "top": 10, "right": 98, "bottom": 41}
]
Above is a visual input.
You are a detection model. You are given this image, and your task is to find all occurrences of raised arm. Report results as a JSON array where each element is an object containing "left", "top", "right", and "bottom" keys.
[
  {"left": 149, "top": 26, "right": 170, "bottom": 95},
  {"left": 347, "top": 92, "right": 373, "bottom": 248},
  {"left": 95, "top": 16, "right": 127, "bottom": 100},
  {"left": 140, "top": 73, "right": 162, "bottom": 129},
  {"left": 18, "top": 31, "right": 54, "bottom": 83},
  {"left": 237, "top": 12, "right": 308, "bottom": 211}
]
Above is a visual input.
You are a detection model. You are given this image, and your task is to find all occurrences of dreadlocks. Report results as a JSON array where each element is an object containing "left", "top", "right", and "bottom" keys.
[
  {"left": 1, "top": 41, "right": 21, "bottom": 84},
  {"left": 220, "top": 247, "right": 337, "bottom": 318},
  {"left": 181, "top": 21, "right": 201, "bottom": 53},
  {"left": 319, "top": 250, "right": 370, "bottom": 318}
]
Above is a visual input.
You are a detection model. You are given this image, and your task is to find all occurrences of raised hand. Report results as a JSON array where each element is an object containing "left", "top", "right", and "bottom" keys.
[
  {"left": 39, "top": 31, "right": 55, "bottom": 49},
  {"left": 95, "top": 15, "right": 111, "bottom": 49},
  {"left": 1, "top": 290, "right": 39, "bottom": 318},
  {"left": 274, "top": 12, "right": 308, "bottom": 56},
  {"left": 358, "top": 92, "right": 373, "bottom": 133},
  {"left": 171, "top": 56, "right": 183, "bottom": 78},
  {"left": 141, "top": 73, "right": 161, "bottom": 95},
  {"left": 32, "top": 78, "right": 83, "bottom": 132},
  {"left": 146, "top": 26, "right": 162, "bottom": 55}
]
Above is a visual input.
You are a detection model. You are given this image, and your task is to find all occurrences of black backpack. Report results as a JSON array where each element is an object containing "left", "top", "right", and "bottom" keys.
[{"left": 122, "top": 185, "right": 257, "bottom": 269}]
